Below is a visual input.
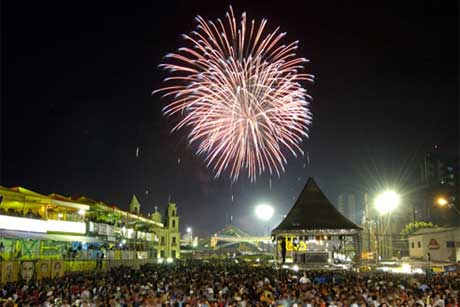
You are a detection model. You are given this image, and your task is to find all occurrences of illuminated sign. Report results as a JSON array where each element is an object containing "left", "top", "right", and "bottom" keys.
[
  {"left": 428, "top": 239, "right": 440, "bottom": 250},
  {"left": 361, "top": 252, "right": 375, "bottom": 260},
  {"left": 285, "top": 236, "right": 307, "bottom": 252}
]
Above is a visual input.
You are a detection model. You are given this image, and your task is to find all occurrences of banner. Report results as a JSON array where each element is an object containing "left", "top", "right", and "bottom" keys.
[
  {"left": 65, "top": 260, "right": 95, "bottom": 272},
  {"left": 98, "top": 224, "right": 107, "bottom": 235},
  {"left": 37, "top": 261, "right": 51, "bottom": 280},
  {"left": 137, "top": 251, "right": 149, "bottom": 259},
  {"left": 51, "top": 261, "right": 64, "bottom": 278},
  {"left": 361, "top": 252, "right": 375, "bottom": 260},
  {"left": 121, "top": 250, "right": 133, "bottom": 260},
  {"left": 1, "top": 261, "right": 19, "bottom": 284},
  {"left": 114, "top": 250, "right": 121, "bottom": 260},
  {"left": 19, "top": 261, "right": 36, "bottom": 282},
  {"left": 106, "top": 250, "right": 116, "bottom": 260}
]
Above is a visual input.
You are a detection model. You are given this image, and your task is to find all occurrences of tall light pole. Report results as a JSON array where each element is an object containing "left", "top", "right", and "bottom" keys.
[
  {"left": 374, "top": 190, "right": 400, "bottom": 261},
  {"left": 186, "top": 227, "right": 193, "bottom": 245},
  {"left": 255, "top": 204, "right": 274, "bottom": 253},
  {"left": 436, "top": 197, "right": 460, "bottom": 260},
  {"left": 436, "top": 196, "right": 460, "bottom": 215}
]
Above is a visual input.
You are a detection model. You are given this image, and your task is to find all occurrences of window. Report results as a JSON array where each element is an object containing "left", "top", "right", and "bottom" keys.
[
  {"left": 161, "top": 236, "right": 165, "bottom": 245},
  {"left": 160, "top": 250, "right": 165, "bottom": 258},
  {"left": 172, "top": 210, "right": 176, "bottom": 216},
  {"left": 446, "top": 241, "right": 455, "bottom": 248},
  {"left": 172, "top": 250, "right": 176, "bottom": 258},
  {"left": 411, "top": 242, "right": 415, "bottom": 249},
  {"left": 172, "top": 220, "right": 176, "bottom": 228},
  {"left": 417, "top": 241, "right": 421, "bottom": 248},
  {"left": 172, "top": 236, "right": 176, "bottom": 245}
]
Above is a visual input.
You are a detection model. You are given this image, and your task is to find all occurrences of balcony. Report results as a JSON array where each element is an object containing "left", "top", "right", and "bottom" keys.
[{"left": 0, "top": 214, "right": 86, "bottom": 234}]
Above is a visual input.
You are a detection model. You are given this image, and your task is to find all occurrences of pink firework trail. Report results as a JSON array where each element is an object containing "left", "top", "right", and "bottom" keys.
[{"left": 155, "top": 7, "right": 314, "bottom": 182}]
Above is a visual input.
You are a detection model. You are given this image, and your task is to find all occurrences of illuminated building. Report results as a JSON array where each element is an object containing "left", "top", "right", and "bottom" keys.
[
  {"left": 408, "top": 227, "right": 460, "bottom": 263},
  {"left": 337, "top": 193, "right": 363, "bottom": 226},
  {"left": 0, "top": 186, "right": 180, "bottom": 262},
  {"left": 419, "top": 146, "right": 459, "bottom": 226}
]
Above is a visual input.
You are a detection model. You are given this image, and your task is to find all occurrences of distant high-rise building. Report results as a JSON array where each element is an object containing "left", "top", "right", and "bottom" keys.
[
  {"left": 337, "top": 193, "right": 362, "bottom": 226},
  {"left": 348, "top": 194, "right": 358, "bottom": 225},
  {"left": 337, "top": 194, "right": 346, "bottom": 217},
  {"left": 419, "top": 145, "right": 459, "bottom": 226}
]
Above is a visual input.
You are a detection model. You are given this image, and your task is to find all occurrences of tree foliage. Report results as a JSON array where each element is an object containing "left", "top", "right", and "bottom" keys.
[{"left": 401, "top": 221, "right": 437, "bottom": 237}]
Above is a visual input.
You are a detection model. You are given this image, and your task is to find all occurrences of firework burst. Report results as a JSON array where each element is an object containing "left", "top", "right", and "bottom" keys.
[{"left": 155, "top": 7, "right": 314, "bottom": 181}]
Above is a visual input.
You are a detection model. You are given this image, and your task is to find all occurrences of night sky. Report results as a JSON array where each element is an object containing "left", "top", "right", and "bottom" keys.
[{"left": 2, "top": 1, "right": 458, "bottom": 235}]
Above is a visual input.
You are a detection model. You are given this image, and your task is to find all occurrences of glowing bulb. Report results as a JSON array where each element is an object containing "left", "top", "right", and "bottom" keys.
[
  {"left": 375, "top": 191, "right": 400, "bottom": 215},
  {"left": 437, "top": 197, "right": 448, "bottom": 207},
  {"left": 255, "top": 204, "right": 274, "bottom": 221}
]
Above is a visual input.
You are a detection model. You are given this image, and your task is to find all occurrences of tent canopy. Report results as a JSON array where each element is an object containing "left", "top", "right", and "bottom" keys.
[{"left": 272, "top": 178, "right": 361, "bottom": 234}]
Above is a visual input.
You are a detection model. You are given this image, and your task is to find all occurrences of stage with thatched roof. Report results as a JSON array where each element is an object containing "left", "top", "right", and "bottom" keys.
[{"left": 272, "top": 178, "right": 362, "bottom": 267}]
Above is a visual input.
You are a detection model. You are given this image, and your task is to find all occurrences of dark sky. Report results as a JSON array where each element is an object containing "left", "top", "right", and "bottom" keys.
[{"left": 2, "top": 0, "right": 458, "bottom": 235}]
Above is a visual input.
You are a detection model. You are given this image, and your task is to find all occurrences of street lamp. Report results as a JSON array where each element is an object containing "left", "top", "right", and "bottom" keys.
[
  {"left": 186, "top": 227, "right": 193, "bottom": 245},
  {"left": 255, "top": 204, "right": 274, "bottom": 252},
  {"left": 436, "top": 197, "right": 448, "bottom": 207},
  {"left": 436, "top": 196, "right": 460, "bottom": 215},
  {"left": 255, "top": 204, "right": 274, "bottom": 221},
  {"left": 375, "top": 191, "right": 400, "bottom": 215},
  {"left": 374, "top": 190, "right": 400, "bottom": 261}
]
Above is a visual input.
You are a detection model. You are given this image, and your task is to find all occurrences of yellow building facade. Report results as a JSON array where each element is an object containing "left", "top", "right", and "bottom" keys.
[{"left": 0, "top": 185, "right": 181, "bottom": 282}]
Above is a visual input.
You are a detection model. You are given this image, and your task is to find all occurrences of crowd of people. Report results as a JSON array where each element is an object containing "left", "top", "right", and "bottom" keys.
[{"left": 0, "top": 261, "right": 459, "bottom": 307}]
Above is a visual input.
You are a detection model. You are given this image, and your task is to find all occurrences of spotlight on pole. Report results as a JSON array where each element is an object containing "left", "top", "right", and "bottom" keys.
[
  {"left": 255, "top": 204, "right": 274, "bottom": 221},
  {"left": 374, "top": 190, "right": 400, "bottom": 215}
]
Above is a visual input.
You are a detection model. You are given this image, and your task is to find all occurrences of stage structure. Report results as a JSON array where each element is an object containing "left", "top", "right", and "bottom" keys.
[{"left": 272, "top": 178, "right": 362, "bottom": 267}]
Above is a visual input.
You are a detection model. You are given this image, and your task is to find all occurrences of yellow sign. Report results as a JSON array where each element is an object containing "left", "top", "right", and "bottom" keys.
[
  {"left": 51, "top": 261, "right": 64, "bottom": 278},
  {"left": 210, "top": 237, "right": 217, "bottom": 248},
  {"left": 260, "top": 290, "right": 274, "bottom": 303},
  {"left": 1, "top": 261, "right": 19, "bottom": 284},
  {"left": 66, "top": 260, "right": 96, "bottom": 273},
  {"left": 285, "top": 236, "right": 307, "bottom": 252},
  {"left": 361, "top": 252, "right": 374, "bottom": 260},
  {"left": 37, "top": 261, "right": 50, "bottom": 280},
  {"left": 19, "top": 261, "right": 36, "bottom": 282},
  {"left": 114, "top": 250, "right": 121, "bottom": 260}
]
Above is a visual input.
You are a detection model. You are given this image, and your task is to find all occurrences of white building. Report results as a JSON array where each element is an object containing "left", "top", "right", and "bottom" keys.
[{"left": 408, "top": 227, "right": 460, "bottom": 263}]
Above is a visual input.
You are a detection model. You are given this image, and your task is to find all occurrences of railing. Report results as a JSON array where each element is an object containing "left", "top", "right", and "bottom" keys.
[
  {"left": 0, "top": 215, "right": 159, "bottom": 242},
  {"left": 0, "top": 214, "right": 86, "bottom": 234}
]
